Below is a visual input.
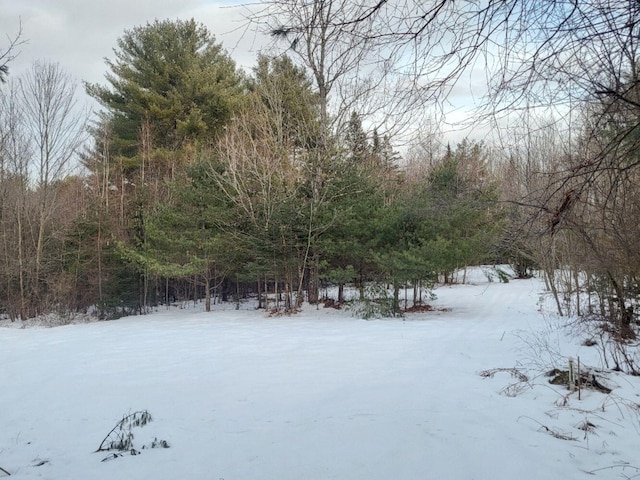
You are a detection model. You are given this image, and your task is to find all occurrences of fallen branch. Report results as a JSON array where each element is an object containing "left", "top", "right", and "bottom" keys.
[
  {"left": 538, "top": 424, "right": 576, "bottom": 441},
  {"left": 479, "top": 367, "right": 529, "bottom": 382},
  {"left": 584, "top": 463, "right": 640, "bottom": 475},
  {"left": 517, "top": 415, "right": 576, "bottom": 441},
  {"left": 0, "top": 465, "right": 10, "bottom": 476}
]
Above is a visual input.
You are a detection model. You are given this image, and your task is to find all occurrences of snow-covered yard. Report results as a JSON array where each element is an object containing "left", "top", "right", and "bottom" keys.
[{"left": 1, "top": 269, "right": 639, "bottom": 479}]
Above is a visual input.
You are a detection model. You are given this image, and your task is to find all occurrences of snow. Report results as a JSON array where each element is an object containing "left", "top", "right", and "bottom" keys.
[{"left": 1, "top": 269, "right": 639, "bottom": 479}]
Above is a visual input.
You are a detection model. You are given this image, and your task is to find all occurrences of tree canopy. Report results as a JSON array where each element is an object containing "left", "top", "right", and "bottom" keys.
[{"left": 86, "top": 18, "right": 243, "bottom": 155}]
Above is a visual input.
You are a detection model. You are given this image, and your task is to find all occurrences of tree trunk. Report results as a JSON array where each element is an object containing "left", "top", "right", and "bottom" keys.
[
  {"left": 205, "top": 274, "right": 211, "bottom": 312},
  {"left": 235, "top": 276, "right": 240, "bottom": 310},
  {"left": 308, "top": 254, "right": 319, "bottom": 304},
  {"left": 573, "top": 266, "right": 580, "bottom": 317},
  {"left": 393, "top": 282, "right": 400, "bottom": 315},
  {"left": 17, "top": 212, "right": 27, "bottom": 320},
  {"left": 34, "top": 196, "right": 46, "bottom": 307},
  {"left": 606, "top": 271, "right": 634, "bottom": 338},
  {"left": 545, "top": 268, "right": 564, "bottom": 317}
]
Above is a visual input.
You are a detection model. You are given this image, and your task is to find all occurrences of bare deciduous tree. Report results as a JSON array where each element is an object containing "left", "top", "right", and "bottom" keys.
[
  {"left": 0, "top": 80, "right": 31, "bottom": 319},
  {"left": 0, "top": 61, "right": 88, "bottom": 318},
  {"left": 20, "top": 61, "right": 88, "bottom": 310},
  {"left": 248, "top": 1, "right": 640, "bottom": 140},
  {"left": 247, "top": 0, "right": 414, "bottom": 136},
  {"left": 0, "top": 21, "right": 24, "bottom": 84}
]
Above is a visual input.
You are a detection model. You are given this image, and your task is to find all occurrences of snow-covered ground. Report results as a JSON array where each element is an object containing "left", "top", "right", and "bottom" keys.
[{"left": 1, "top": 269, "right": 639, "bottom": 479}]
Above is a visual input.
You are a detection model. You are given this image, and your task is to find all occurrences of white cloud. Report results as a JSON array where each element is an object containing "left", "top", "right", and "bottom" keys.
[{"left": 0, "top": 0, "right": 266, "bottom": 97}]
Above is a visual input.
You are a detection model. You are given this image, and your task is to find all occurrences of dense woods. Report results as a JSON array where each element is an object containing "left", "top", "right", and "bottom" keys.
[{"left": 1, "top": 2, "right": 639, "bottom": 346}]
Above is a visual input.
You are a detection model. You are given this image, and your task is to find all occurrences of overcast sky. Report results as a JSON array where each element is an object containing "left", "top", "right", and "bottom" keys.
[
  {"left": 1, "top": 0, "right": 266, "bottom": 105},
  {"left": 1, "top": 0, "right": 484, "bottom": 144}
]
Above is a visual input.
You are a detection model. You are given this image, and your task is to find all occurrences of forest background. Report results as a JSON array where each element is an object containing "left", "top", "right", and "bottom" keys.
[{"left": 0, "top": 1, "right": 639, "bottom": 354}]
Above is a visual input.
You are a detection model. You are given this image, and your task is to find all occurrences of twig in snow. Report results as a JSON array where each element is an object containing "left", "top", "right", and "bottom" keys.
[
  {"left": 517, "top": 415, "right": 576, "bottom": 441},
  {"left": 583, "top": 463, "right": 640, "bottom": 476},
  {"left": 479, "top": 367, "right": 529, "bottom": 382}
]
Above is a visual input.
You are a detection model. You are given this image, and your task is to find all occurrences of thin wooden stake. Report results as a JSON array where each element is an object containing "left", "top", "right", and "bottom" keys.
[{"left": 577, "top": 356, "right": 581, "bottom": 400}]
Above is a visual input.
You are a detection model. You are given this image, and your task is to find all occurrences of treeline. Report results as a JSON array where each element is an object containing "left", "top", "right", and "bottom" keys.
[
  {"left": 1, "top": 16, "right": 640, "bottom": 338},
  {"left": 0, "top": 19, "right": 503, "bottom": 319}
]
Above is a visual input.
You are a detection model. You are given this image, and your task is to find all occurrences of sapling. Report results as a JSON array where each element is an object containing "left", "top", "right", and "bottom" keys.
[{"left": 95, "top": 410, "right": 169, "bottom": 461}]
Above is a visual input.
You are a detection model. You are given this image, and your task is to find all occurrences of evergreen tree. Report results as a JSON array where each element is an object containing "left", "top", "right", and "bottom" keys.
[
  {"left": 366, "top": 139, "right": 500, "bottom": 314},
  {"left": 120, "top": 160, "right": 237, "bottom": 312},
  {"left": 318, "top": 113, "right": 391, "bottom": 302},
  {"left": 346, "top": 111, "right": 369, "bottom": 164},
  {"left": 251, "top": 54, "right": 320, "bottom": 149},
  {"left": 417, "top": 140, "right": 500, "bottom": 282},
  {"left": 82, "top": 19, "right": 244, "bottom": 312},
  {"left": 128, "top": 54, "right": 322, "bottom": 311},
  {"left": 86, "top": 18, "right": 243, "bottom": 156}
]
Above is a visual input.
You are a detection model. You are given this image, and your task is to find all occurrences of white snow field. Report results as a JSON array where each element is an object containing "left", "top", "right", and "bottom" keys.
[{"left": 1, "top": 269, "right": 639, "bottom": 479}]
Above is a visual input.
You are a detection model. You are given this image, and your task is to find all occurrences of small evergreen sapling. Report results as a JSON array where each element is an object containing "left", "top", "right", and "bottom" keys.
[
  {"left": 96, "top": 410, "right": 169, "bottom": 461},
  {"left": 349, "top": 283, "right": 403, "bottom": 319}
]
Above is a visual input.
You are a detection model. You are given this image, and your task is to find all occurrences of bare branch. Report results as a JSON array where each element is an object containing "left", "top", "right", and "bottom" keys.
[{"left": 0, "top": 21, "right": 26, "bottom": 83}]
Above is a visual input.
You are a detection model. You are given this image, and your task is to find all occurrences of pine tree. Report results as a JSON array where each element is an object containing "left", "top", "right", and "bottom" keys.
[
  {"left": 83, "top": 19, "right": 244, "bottom": 312},
  {"left": 86, "top": 18, "right": 242, "bottom": 156}
]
